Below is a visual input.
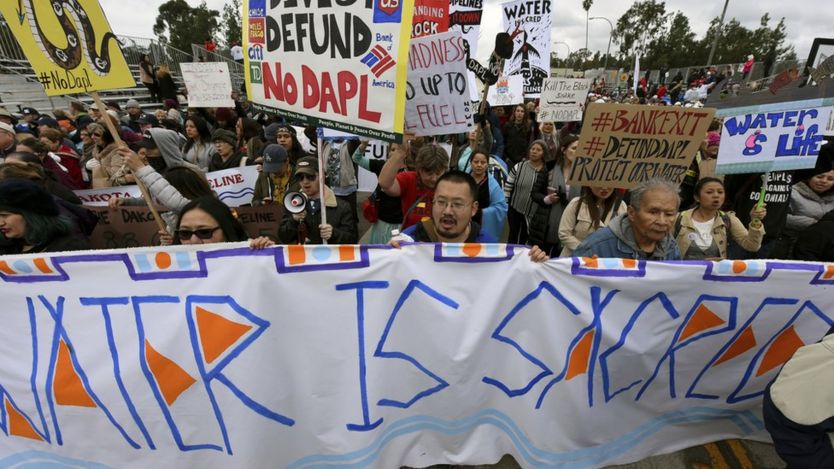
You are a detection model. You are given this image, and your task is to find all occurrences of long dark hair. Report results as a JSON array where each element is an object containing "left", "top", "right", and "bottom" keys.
[
  {"left": 574, "top": 186, "right": 622, "bottom": 230},
  {"left": 238, "top": 118, "right": 261, "bottom": 144},
  {"left": 183, "top": 116, "right": 212, "bottom": 151},
  {"left": 163, "top": 167, "right": 213, "bottom": 200},
  {"left": 555, "top": 134, "right": 579, "bottom": 168},
  {"left": 173, "top": 196, "right": 248, "bottom": 244}
]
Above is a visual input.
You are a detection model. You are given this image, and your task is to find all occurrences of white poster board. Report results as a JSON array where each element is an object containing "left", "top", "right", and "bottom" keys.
[
  {"left": 538, "top": 78, "right": 593, "bottom": 122},
  {"left": 487, "top": 75, "right": 524, "bottom": 106},
  {"left": 716, "top": 105, "right": 832, "bottom": 175},
  {"left": 180, "top": 62, "right": 235, "bottom": 108},
  {"left": 405, "top": 30, "right": 474, "bottom": 136}
]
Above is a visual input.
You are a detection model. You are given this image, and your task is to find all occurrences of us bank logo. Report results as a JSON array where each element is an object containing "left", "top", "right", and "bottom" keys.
[{"left": 373, "top": 0, "right": 402, "bottom": 23}]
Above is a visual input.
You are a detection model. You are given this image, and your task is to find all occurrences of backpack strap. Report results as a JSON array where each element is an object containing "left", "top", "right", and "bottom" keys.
[{"left": 673, "top": 214, "right": 683, "bottom": 238}]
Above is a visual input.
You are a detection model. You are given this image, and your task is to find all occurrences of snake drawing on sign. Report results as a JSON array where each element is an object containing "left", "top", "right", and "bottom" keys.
[{"left": 19, "top": 0, "right": 118, "bottom": 76}]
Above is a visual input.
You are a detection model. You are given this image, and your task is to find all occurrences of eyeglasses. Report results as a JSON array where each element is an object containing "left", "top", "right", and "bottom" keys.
[
  {"left": 295, "top": 173, "right": 316, "bottom": 182},
  {"left": 433, "top": 199, "right": 470, "bottom": 211},
  {"left": 176, "top": 226, "right": 220, "bottom": 240}
]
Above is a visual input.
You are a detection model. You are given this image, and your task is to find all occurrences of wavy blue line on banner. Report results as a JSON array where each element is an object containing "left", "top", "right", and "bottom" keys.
[
  {"left": 288, "top": 407, "right": 763, "bottom": 469},
  {"left": 217, "top": 188, "right": 255, "bottom": 200},
  {"left": 0, "top": 450, "right": 112, "bottom": 469}
]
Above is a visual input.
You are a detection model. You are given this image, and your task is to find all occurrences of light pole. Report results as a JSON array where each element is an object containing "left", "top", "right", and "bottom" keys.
[
  {"left": 552, "top": 42, "right": 571, "bottom": 75},
  {"left": 706, "top": 0, "right": 730, "bottom": 67},
  {"left": 590, "top": 16, "right": 613, "bottom": 70}
]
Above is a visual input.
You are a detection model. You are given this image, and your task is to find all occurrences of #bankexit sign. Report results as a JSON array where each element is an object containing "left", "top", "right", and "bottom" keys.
[
  {"left": 244, "top": 0, "right": 414, "bottom": 142},
  {"left": 569, "top": 103, "right": 715, "bottom": 189},
  {"left": 1, "top": 244, "right": 833, "bottom": 468}
]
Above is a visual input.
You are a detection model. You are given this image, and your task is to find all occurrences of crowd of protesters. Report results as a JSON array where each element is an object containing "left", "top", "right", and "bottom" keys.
[{"left": 0, "top": 61, "right": 832, "bottom": 262}]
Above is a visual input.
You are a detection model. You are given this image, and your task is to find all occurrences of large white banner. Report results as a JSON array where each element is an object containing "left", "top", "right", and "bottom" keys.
[
  {"left": 501, "top": 0, "right": 553, "bottom": 97},
  {"left": 716, "top": 104, "right": 832, "bottom": 175},
  {"left": 538, "top": 78, "right": 593, "bottom": 122},
  {"left": 405, "top": 30, "right": 474, "bottom": 136},
  {"left": 180, "top": 62, "right": 235, "bottom": 108},
  {"left": 2, "top": 244, "right": 833, "bottom": 467},
  {"left": 243, "top": 0, "right": 413, "bottom": 141},
  {"left": 74, "top": 166, "right": 260, "bottom": 207}
]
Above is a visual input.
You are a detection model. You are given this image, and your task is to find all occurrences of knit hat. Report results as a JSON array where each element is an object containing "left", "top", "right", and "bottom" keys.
[
  {"left": 0, "top": 179, "right": 59, "bottom": 217},
  {"left": 706, "top": 131, "right": 721, "bottom": 148},
  {"left": 263, "top": 123, "right": 281, "bottom": 142},
  {"left": 35, "top": 116, "right": 59, "bottom": 129},
  {"left": 294, "top": 156, "right": 318, "bottom": 176},
  {"left": 262, "top": 144, "right": 288, "bottom": 173},
  {"left": 0, "top": 122, "right": 14, "bottom": 135},
  {"left": 214, "top": 107, "right": 235, "bottom": 122},
  {"left": 211, "top": 129, "right": 237, "bottom": 147}
]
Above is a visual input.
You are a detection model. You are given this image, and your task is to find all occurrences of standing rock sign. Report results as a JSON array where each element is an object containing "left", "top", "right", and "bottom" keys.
[
  {"left": 0, "top": 0, "right": 135, "bottom": 95},
  {"left": 405, "top": 30, "right": 473, "bottom": 136}
]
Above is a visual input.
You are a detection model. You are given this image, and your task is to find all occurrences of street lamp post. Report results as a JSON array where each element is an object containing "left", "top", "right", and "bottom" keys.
[
  {"left": 552, "top": 42, "right": 571, "bottom": 76},
  {"left": 706, "top": 0, "right": 730, "bottom": 67},
  {"left": 589, "top": 16, "right": 613, "bottom": 71}
]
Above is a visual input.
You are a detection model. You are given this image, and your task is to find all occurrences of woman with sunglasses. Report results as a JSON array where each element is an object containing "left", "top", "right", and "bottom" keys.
[{"left": 173, "top": 196, "right": 272, "bottom": 249}]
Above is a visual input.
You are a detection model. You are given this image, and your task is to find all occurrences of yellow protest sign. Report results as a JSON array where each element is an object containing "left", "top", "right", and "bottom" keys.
[{"left": 0, "top": 0, "right": 135, "bottom": 96}]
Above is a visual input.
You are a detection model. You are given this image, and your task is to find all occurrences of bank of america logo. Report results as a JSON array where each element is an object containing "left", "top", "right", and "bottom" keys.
[{"left": 361, "top": 45, "right": 395, "bottom": 77}]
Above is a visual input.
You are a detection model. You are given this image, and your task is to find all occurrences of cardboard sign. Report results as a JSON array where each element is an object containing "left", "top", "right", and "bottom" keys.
[
  {"left": 405, "top": 30, "right": 473, "bottom": 136},
  {"left": 716, "top": 105, "right": 832, "bottom": 175},
  {"left": 0, "top": 0, "right": 135, "bottom": 96},
  {"left": 487, "top": 75, "right": 524, "bottom": 106},
  {"left": 244, "top": 0, "right": 414, "bottom": 142},
  {"left": 501, "top": 0, "right": 553, "bottom": 97},
  {"left": 538, "top": 78, "right": 593, "bottom": 122},
  {"left": 180, "top": 62, "right": 235, "bottom": 108},
  {"left": 1, "top": 244, "right": 833, "bottom": 467},
  {"left": 569, "top": 103, "right": 715, "bottom": 188},
  {"left": 412, "top": 0, "right": 449, "bottom": 38},
  {"left": 86, "top": 205, "right": 284, "bottom": 249}
]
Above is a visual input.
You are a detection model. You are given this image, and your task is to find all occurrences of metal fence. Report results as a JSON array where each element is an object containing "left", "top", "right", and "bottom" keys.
[{"left": 191, "top": 43, "right": 246, "bottom": 91}]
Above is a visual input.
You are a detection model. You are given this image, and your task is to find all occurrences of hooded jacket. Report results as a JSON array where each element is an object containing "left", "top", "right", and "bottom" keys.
[
  {"left": 786, "top": 181, "right": 834, "bottom": 235},
  {"left": 763, "top": 331, "right": 834, "bottom": 468},
  {"left": 147, "top": 128, "right": 202, "bottom": 173},
  {"left": 572, "top": 214, "right": 681, "bottom": 260}
]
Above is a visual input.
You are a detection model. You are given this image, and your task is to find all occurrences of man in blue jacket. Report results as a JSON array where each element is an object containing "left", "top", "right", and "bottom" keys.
[{"left": 574, "top": 178, "right": 681, "bottom": 260}]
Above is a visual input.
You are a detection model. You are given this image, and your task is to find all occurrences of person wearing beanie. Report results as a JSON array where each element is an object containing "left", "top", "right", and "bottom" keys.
[
  {"left": 123, "top": 99, "right": 152, "bottom": 133},
  {"left": 253, "top": 144, "right": 294, "bottom": 205},
  {"left": 0, "top": 121, "right": 15, "bottom": 159},
  {"left": 0, "top": 179, "right": 90, "bottom": 254},
  {"left": 209, "top": 129, "right": 244, "bottom": 171}
]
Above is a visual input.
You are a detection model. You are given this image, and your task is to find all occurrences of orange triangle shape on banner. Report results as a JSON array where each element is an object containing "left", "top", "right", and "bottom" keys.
[
  {"left": 144, "top": 340, "right": 196, "bottom": 406},
  {"left": 566, "top": 330, "right": 595, "bottom": 381},
  {"left": 713, "top": 326, "right": 757, "bottom": 367},
  {"left": 196, "top": 306, "right": 252, "bottom": 364},
  {"left": 679, "top": 304, "right": 726, "bottom": 343},
  {"left": 4, "top": 398, "right": 43, "bottom": 441},
  {"left": 54, "top": 340, "right": 96, "bottom": 407},
  {"left": 757, "top": 325, "right": 805, "bottom": 377}
]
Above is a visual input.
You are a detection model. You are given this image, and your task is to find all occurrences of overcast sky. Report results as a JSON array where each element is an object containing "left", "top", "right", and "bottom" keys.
[{"left": 100, "top": 0, "right": 824, "bottom": 63}]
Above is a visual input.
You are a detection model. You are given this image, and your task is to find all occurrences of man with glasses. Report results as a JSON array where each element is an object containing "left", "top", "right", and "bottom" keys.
[
  {"left": 278, "top": 156, "right": 358, "bottom": 245},
  {"left": 391, "top": 170, "right": 549, "bottom": 261}
]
